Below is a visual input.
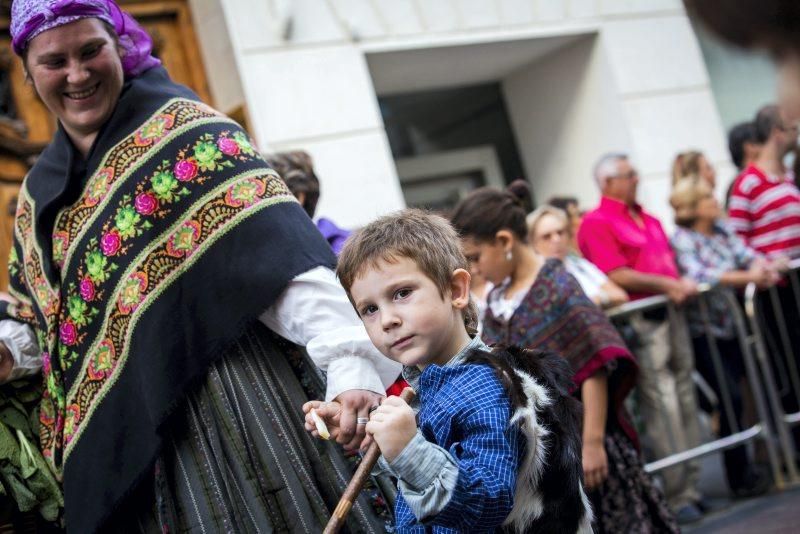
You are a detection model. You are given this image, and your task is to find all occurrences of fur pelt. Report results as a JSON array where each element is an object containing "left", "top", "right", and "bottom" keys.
[{"left": 464, "top": 346, "right": 593, "bottom": 533}]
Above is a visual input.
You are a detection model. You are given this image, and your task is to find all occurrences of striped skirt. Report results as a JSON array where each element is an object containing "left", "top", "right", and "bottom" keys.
[{"left": 109, "top": 322, "right": 389, "bottom": 533}]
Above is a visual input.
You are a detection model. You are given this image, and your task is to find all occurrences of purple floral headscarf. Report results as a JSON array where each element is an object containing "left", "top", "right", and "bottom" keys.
[{"left": 10, "top": 0, "right": 160, "bottom": 77}]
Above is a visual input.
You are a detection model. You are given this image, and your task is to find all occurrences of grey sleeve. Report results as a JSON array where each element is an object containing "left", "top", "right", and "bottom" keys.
[{"left": 386, "top": 431, "right": 459, "bottom": 521}]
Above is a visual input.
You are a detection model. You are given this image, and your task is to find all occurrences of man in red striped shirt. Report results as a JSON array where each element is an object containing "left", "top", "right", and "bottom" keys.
[
  {"left": 729, "top": 105, "right": 800, "bottom": 455},
  {"left": 728, "top": 105, "right": 800, "bottom": 258}
]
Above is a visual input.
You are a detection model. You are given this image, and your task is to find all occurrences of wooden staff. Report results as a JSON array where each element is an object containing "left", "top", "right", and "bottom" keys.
[{"left": 323, "top": 387, "right": 416, "bottom": 534}]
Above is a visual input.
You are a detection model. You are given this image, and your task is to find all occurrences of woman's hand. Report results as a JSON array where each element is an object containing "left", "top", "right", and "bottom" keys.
[
  {"left": 365, "top": 395, "right": 417, "bottom": 462},
  {"left": 748, "top": 262, "right": 779, "bottom": 289},
  {"left": 302, "top": 389, "right": 385, "bottom": 451},
  {"left": 598, "top": 281, "right": 629, "bottom": 308},
  {"left": 663, "top": 277, "right": 698, "bottom": 305},
  {"left": 582, "top": 438, "right": 608, "bottom": 490},
  {"left": 769, "top": 255, "right": 791, "bottom": 273},
  {"left": 303, "top": 399, "right": 343, "bottom": 440},
  {"left": 335, "top": 389, "right": 383, "bottom": 450}
]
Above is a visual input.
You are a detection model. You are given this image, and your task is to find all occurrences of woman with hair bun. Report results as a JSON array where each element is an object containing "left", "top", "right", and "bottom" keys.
[{"left": 451, "top": 183, "right": 677, "bottom": 533}]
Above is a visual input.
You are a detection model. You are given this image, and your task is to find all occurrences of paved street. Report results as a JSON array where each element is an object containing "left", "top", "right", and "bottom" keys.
[
  {"left": 682, "top": 427, "right": 800, "bottom": 534},
  {"left": 685, "top": 485, "right": 800, "bottom": 533}
]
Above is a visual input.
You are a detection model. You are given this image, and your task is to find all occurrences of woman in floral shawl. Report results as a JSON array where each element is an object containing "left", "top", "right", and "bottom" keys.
[
  {"left": 0, "top": 1, "right": 400, "bottom": 532},
  {"left": 451, "top": 183, "right": 678, "bottom": 534}
]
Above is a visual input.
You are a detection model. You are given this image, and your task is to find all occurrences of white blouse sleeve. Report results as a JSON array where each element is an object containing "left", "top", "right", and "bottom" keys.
[
  {"left": 259, "top": 266, "right": 402, "bottom": 401},
  {"left": 0, "top": 319, "right": 42, "bottom": 383}
]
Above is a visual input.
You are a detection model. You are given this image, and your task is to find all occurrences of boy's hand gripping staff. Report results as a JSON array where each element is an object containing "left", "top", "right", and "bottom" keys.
[{"left": 323, "top": 387, "right": 416, "bottom": 534}]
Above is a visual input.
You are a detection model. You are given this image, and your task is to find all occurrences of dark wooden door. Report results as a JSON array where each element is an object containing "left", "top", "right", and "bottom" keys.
[{"left": 0, "top": 0, "right": 211, "bottom": 290}]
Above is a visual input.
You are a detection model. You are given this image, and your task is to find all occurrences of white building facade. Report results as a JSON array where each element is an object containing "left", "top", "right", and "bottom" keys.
[{"left": 191, "top": 0, "right": 754, "bottom": 229}]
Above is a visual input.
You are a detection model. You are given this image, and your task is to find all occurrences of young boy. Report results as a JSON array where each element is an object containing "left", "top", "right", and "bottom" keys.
[{"left": 304, "top": 209, "right": 592, "bottom": 533}]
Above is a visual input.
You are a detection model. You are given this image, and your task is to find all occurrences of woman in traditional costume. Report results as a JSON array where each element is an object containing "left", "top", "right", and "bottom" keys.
[
  {"left": 451, "top": 183, "right": 678, "bottom": 534},
  {"left": 0, "top": 1, "right": 401, "bottom": 531}
]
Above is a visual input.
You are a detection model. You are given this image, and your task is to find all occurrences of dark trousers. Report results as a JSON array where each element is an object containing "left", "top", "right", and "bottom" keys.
[
  {"left": 691, "top": 335, "right": 751, "bottom": 490},
  {"left": 758, "top": 283, "right": 800, "bottom": 448}
]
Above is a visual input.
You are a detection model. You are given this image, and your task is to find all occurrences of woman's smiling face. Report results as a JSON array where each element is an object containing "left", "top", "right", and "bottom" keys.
[{"left": 26, "top": 18, "right": 124, "bottom": 146}]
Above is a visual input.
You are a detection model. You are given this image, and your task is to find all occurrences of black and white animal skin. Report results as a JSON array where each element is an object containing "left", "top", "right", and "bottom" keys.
[{"left": 464, "top": 346, "right": 593, "bottom": 534}]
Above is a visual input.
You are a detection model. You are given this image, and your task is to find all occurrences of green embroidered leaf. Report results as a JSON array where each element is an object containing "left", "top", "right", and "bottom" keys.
[
  {"left": 67, "top": 296, "right": 89, "bottom": 326},
  {"left": 85, "top": 251, "right": 109, "bottom": 283},
  {"left": 114, "top": 206, "right": 141, "bottom": 238},
  {"left": 151, "top": 171, "right": 179, "bottom": 201},
  {"left": 193, "top": 141, "right": 223, "bottom": 171}
]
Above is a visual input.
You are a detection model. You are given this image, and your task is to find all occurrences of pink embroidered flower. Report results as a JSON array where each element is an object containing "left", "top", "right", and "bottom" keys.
[
  {"left": 42, "top": 351, "right": 51, "bottom": 374},
  {"left": 217, "top": 137, "right": 240, "bottom": 156},
  {"left": 174, "top": 158, "right": 199, "bottom": 182},
  {"left": 79, "top": 277, "right": 96, "bottom": 301},
  {"left": 55, "top": 413, "right": 65, "bottom": 436},
  {"left": 135, "top": 192, "right": 159, "bottom": 215},
  {"left": 100, "top": 231, "right": 122, "bottom": 256},
  {"left": 60, "top": 321, "right": 77, "bottom": 346}
]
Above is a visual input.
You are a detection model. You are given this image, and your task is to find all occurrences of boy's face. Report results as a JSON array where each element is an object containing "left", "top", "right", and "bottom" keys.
[{"left": 350, "top": 257, "right": 468, "bottom": 368}]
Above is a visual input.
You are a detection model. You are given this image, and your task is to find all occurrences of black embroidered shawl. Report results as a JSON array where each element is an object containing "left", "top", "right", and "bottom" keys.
[
  {"left": 482, "top": 259, "right": 639, "bottom": 447},
  {"left": 0, "top": 66, "right": 336, "bottom": 532}
]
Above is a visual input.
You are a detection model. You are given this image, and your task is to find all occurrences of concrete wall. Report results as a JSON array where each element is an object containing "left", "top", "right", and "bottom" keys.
[
  {"left": 187, "top": 0, "right": 244, "bottom": 113},
  {"left": 600, "top": 13, "right": 733, "bottom": 225},
  {"left": 503, "top": 34, "right": 631, "bottom": 212},
  {"left": 213, "top": 0, "right": 732, "bottom": 230},
  {"left": 694, "top": 24, "right": 777, "bottom": 131}
]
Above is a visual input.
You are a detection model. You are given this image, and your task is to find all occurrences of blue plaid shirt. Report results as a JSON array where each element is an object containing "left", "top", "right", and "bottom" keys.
[{"left": 387, "top": 338, "right": 523, "bottom": 533}]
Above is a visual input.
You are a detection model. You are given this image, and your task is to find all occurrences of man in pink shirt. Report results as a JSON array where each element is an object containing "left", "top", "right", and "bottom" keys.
[{"left": 578, "top": 153, "right": 704, "bottom": 524}]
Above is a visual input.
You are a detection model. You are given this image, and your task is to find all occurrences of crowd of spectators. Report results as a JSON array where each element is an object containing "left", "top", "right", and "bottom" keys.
[
  {"left": 271, "top": 103, "right": 799, "bottom": 529},
  {"left": 444, "top": 103, "right": 800, "bottom": 527}
]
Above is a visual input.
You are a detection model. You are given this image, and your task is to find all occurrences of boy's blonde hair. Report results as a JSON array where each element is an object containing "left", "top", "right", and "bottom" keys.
[{"left": 337, "top": 208, "right": 477, "bottom": 329}]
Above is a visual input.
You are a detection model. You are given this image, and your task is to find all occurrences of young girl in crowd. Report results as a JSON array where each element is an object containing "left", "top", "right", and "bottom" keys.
[{"left": 451, "top": 183, "right": 679, "bottom": 533}]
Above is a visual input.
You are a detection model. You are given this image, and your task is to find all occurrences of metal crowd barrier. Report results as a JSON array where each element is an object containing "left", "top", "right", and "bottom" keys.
[
  {"left": 605, "top": 284, "right": 787, "bottom": 489},
  {"left": 744, "top": 258, "right": 800, "bottom": 484}
]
